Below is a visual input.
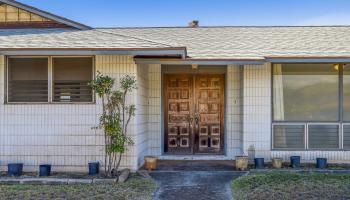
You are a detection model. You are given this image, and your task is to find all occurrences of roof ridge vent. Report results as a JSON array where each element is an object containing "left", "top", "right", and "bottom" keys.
[{"left": 188, "top": 20, "right": 199, "bottom": 28}]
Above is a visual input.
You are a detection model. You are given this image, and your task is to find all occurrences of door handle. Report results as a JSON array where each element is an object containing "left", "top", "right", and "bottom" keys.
[
  {"left": 194, "top": 112, "right": 200, "bottom": 131},
  {"left": 195, "top": 115, "right": 199, "bottom": 125},
  {"left": 188, "top": 116, "right": 194, "bottom": 129}
]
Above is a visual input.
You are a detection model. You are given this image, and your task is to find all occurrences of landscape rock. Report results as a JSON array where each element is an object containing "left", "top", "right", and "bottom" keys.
[
  {"left": 118, "top": 169, "right": 130, "bottom": 183},
  {"left": 20, "top": 178, "right": 44, "bottom": 185},
  {"left": 68, "top": 179, "right": 93, "bottom": 184},
  {"left": 42, "top": 178, "right": 69, "bottom": 185},
  {"left": 93, "top": 178, "right": 117, "bottom": 184},
  {"left": 0, "top": 179, "right": 21, "bottom": 184}
]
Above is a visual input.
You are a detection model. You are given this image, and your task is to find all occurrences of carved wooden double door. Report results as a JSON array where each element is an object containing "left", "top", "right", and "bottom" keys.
[{"left": 164, "top": 74, "right": 225, "bottom": 154}]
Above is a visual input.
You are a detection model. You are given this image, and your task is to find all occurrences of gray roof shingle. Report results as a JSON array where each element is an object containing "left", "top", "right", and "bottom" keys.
[
  {"left": 104, "top": 26, "right": 350, "bottom": 59},
  {"left": 1, "top": 26, "right": 350, "bottom": 59},
  {"left": 0, "top": 28, "right": 175, "bottom": 49}
]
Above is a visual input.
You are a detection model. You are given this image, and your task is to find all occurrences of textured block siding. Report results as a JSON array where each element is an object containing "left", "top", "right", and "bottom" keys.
[
  {"left": 147, "top": 64, "right": 162, "bottom": 156},
  {"left": 242, "top": 64, "right": 350, "bottom": 162},
  {"left": 242, "top": 63, "right": 272, "bottom": 159},
  {"left": 0, "top": 55, "right": 140, "bottom": 172},
  {"left": 0, "top": 56, "right": 4, "bottom": 103},
  {"left": 226, "top": 65, "right": 243, "bottom": 157},
  {"left": 135, "top": 64, "right": 149, "bottom": 167}
]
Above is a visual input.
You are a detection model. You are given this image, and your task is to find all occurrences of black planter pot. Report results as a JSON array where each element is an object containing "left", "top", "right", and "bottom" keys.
[
  {"left": 88, "top": 162, "right": 99, "bottom": 175},
  {"left": 254, "top": 158, "right": 265, "bottom": 169},
  {"left": 39, "top": 164, "right": 52, "bottom": 176},
  {"left": 8, "top": 163, "right": 23, "bottom": 176},
  {"left": 290, "top": 156, "right": 301, "bottom": 168},
  {"left": 316, "top": 158, "right": 327, "bottom": 169}
]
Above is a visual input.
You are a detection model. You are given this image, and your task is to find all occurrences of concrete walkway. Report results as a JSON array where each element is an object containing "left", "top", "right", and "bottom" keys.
[{"left": 148, "top": 160, "right": 246, "bottom": 200}]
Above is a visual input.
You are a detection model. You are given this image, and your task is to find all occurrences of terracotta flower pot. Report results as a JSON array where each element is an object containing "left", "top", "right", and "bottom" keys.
[
  {"left": 144, "top": 156, "right": 157, "bottom": 170},
  {"left": 272, "top": 158, "right": 283, "bottom": 168},
  {"left": 235, "top": 156, "right": 248, "bottom": 171}
]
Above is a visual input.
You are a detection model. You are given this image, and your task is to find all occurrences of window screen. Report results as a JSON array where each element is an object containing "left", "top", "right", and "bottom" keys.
[
  {"left": 7, "top": 58, "right": 48, "bottom": 102},
  {"left": 308, "top": 124, "right": 339, "bottom": 149},
  {"left": 343, "top": 125, "right": 350, "bottom": 149},
  {"left": 273, "top": 124, "right": 305, "bottom": 149},
  {"left": 53, "top": 57, "right": 93, "bottom": 102}
]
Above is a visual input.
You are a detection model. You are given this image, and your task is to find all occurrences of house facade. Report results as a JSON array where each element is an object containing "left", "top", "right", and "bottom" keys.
[{"left": 1, "top": 0, "right": 350, "bottom": 172}]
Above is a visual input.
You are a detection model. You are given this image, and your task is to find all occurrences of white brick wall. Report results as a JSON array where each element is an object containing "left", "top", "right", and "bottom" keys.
[
  {"left": 226, "top": 65, "right": 243, "bottom": 158},
  {"left": 242, "top": 63, "right": 272, "bottom": 159},
  {"left": 135, "top": 64, "right": 149, "bottom": 167},
  {"left": 0, "top": 55, "right": 140, "bottom": 172},
  {"left": 242, "top": 63, "right": 350, "bottom": 163},
  {"left": 147, "top": 64, "right": 162, "bottom": 156},
  {"left": 2, "top": 57, "right": 350, "bottom": 172}
]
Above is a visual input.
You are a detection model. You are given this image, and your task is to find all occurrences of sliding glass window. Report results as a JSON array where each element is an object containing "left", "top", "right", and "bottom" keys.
[
  {"left": 273, "top": 63, "right": 339, "bottom": 122},
  {"left": 343, "top": 65, "right": 350, "bottom": 121},
  {"left": 272, "top": 63, "right": 342, "bottom": 150}
]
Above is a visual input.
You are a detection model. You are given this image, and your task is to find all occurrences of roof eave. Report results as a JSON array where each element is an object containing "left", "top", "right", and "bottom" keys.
[
  {"left": 266, "top": 56, "right": 350, "bottom": 63},
  {"left": 0, "top": 47, "right": 187, "bottom": 57}
]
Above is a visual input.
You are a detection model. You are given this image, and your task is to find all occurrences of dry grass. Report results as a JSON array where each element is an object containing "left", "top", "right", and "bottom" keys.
[
  {"left": 232, "top": 172, "right": 350, "bottom": 200},
  {"left": 0, "top": 174, "right": 156, "bottom": 200}
]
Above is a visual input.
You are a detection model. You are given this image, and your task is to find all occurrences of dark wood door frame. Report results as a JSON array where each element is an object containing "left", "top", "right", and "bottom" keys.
[{"left": 164, "top": 74, "right": 225, "bottom": 155}]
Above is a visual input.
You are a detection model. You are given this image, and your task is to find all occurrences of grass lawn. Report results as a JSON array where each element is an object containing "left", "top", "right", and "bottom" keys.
[
  {"left": 232, "top": 172, "right": 350, "bottom": 200},
  {"left": 0, "top": 174, "right": 156, "bottom": 200}
]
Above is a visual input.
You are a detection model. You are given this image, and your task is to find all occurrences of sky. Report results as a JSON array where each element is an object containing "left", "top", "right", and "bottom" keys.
[{"left": 16, "top": 0, "right": 350, "bottom": 27}]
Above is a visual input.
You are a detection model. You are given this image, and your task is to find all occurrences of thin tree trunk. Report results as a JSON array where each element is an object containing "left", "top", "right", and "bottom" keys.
[
  {"left": 101, "top": 95, "right": 108, "bottom": 176},
  {"left": 116, "top": 153, "right": 123, "bottom": 173}
]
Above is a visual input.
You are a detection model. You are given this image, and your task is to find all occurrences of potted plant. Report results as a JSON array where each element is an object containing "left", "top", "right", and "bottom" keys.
[
  {"left": 39, "top": 164, "right": 51, "bottom": 176},
  {"left": 290, "top": 156, "right": 301, "bottom": 168},
  {"left": 8, "top": 163, "right": 23, "bottom": 176},
  {"left": 316, "top": 158, "right": 327, "bottom": 169},
  {"left": 254, "top": 158, "right": 265, "bottom": 169},
  {"left": 90, "top": 73, "right": 136, "bottom": 178},
  {"left": 88, "top": 162, "right": 100, "bottom": 175},
  {"left": 144, "top": 156, "right": 157, "bottom": 170},
  {"left": 272, "top": 158, "right": 283, "bottom": 168},
  {"left": 235, "top": 156, "right": 248, "bottom": 171}
]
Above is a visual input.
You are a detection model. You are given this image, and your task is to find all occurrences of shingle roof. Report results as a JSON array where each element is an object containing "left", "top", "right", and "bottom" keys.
[
  {"left": 101, "top": 26, "right": 350, "bottom": 59},
  {"left": 0, "top": 28, "right": 177, "bottom": 49},
  {"left": 2, "top": 26, "right": 350, "bottom": 59}
]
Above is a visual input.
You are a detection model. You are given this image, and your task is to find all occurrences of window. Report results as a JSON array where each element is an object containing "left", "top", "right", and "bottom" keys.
[
  {"left": 8, "top": 58, "right": 48, "bottom": 102},
  {"left": 6, "top": 56, "right": 93, "bottom": 103},
  {"left": 273, "top": 64, "right": 339, "bottom": 122},
  {"left": 273, "top": 124, "right": 305, "bottom": 149},
  {"left": 343, "top": 125, "right": 350, "bottom": 149},
  {"left": 343, "top": 65, "right": 350, "bottom": 121},
  {"left": 308, "top": 124, "right": 339, "bottom": 149},
  {"left": 53, "top": 57, "right": 93, "bottom": 102},
  {"left": 272, "top": 63, "right": 343, "bottom": 150}
]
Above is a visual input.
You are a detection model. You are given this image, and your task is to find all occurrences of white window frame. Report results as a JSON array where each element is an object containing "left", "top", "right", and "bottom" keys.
[
  {"left": 307, "top": 123, "right": 341, "bottom": 150},
  {"left": 272, "top": 123, "right": 342, "bottom": 150},
  {"left": 6, "top": 55, "right": 95, "bottom": 104},
  {"left": 342, "top": 123, "right": 350, "bottom": 150},
  {"left": 272, "top": 123, "right": 307, "bottom": 150}
]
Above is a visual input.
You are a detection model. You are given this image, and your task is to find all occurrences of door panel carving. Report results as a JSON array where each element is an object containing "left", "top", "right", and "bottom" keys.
[
  {"left": 164, "top": 75, "right": 193, "bottom": 154},
  {"left": 195, "top": 75, "right": 224, "bottom": 153},
  {"left": 164, "top": 74, "right": 224, "bottom": 154}
]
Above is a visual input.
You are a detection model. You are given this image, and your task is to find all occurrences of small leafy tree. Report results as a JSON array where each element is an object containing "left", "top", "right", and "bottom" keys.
[{"left": 90, "top": 72, "right": 136, "bottom": 177}]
